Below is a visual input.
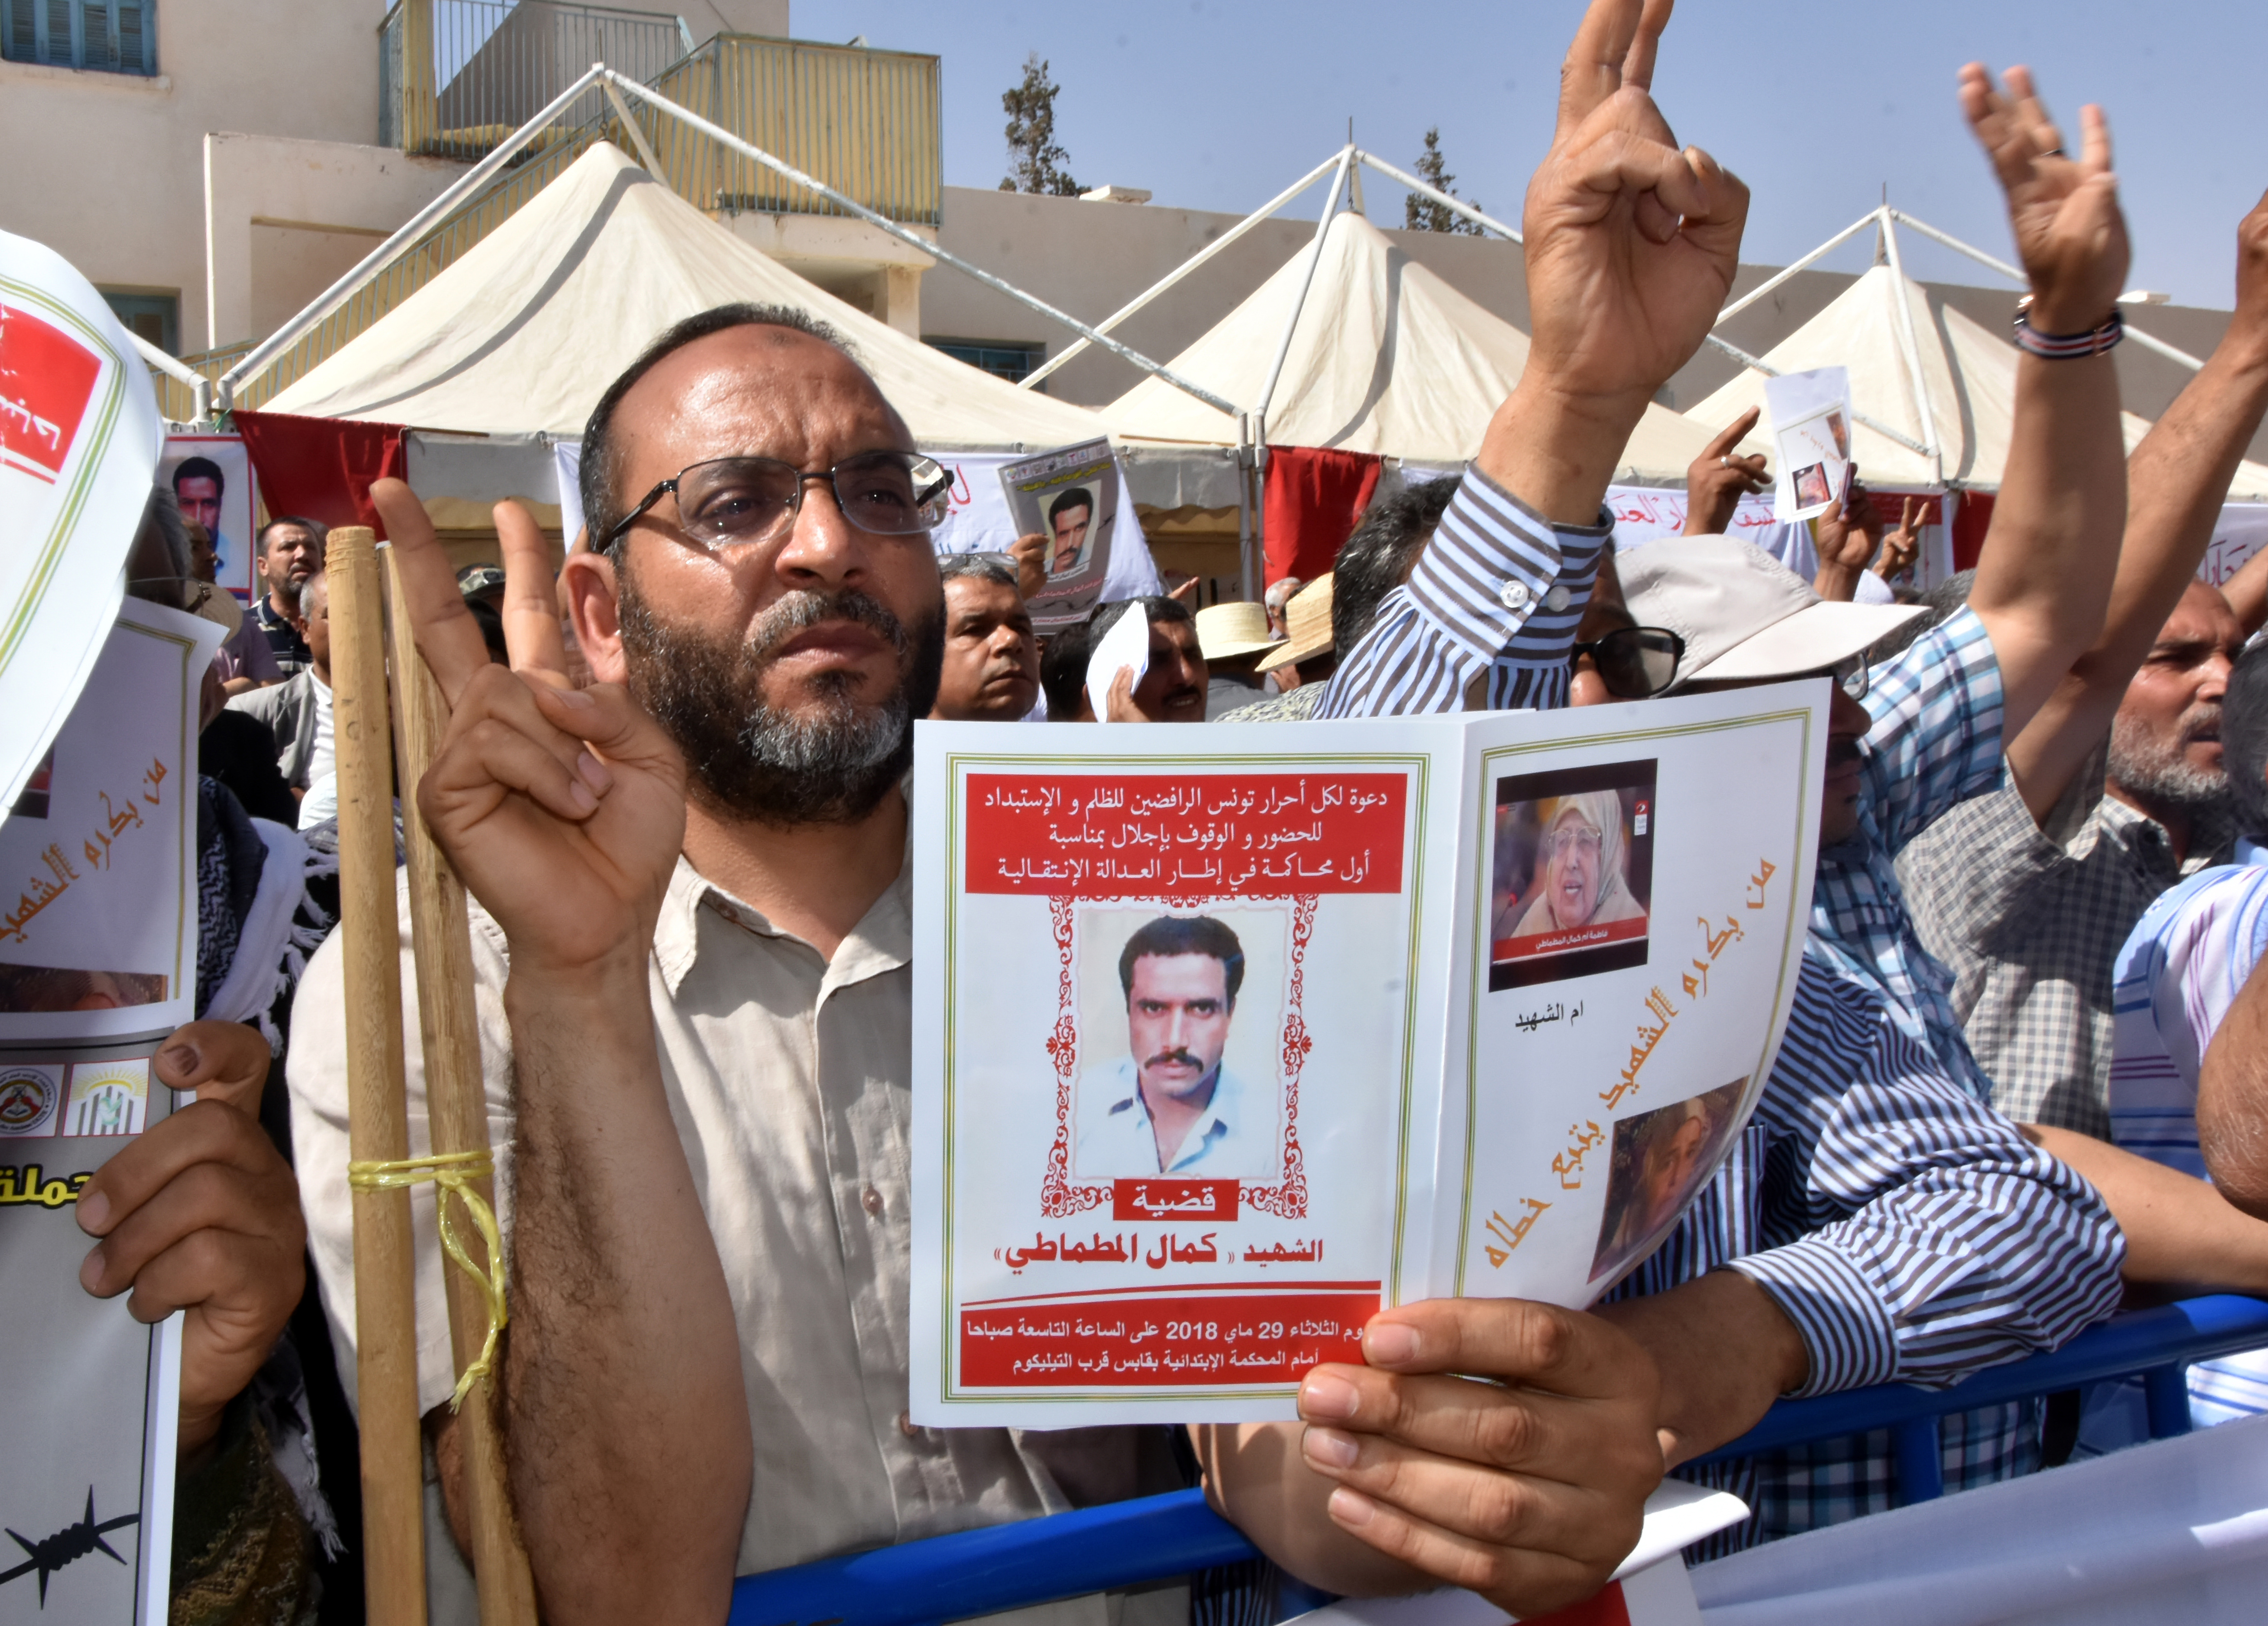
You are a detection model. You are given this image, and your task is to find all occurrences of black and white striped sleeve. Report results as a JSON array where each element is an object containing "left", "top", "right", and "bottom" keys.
[{"left": 1315, "top": 467, "right": 1612, "bottom": 719}]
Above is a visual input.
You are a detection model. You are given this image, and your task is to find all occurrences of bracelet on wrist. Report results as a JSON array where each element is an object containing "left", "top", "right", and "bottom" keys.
[{"left": 2012, "top": 302, "right": 2123, "bottom": 359}]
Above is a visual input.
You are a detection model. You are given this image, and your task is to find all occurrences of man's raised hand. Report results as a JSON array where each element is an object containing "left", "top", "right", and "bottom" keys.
[
  {"left": 1684, "top": 408, "right": 1770, "bottom": 537},
  {"left": 1520, "top": 0, "right": 1749, "bottom": 418},
  {"left": 372, "top": 482, "right": 686, "bottom": 978},
  {"left": 1960, "top": 65, "right": 2128, "bottom": 336}
]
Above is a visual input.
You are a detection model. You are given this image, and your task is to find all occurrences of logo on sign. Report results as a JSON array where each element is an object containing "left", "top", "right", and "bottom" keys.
[
  {"left": 0, "top": 1069, "right": 56, "bottom": 1137},
  {"left": 0, "top": 304, "right": 102, "bottom": 486}
]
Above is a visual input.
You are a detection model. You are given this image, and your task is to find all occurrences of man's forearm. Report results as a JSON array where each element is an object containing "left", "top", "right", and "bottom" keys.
[
  {"left": 502, "top": 956, "right": 751, "bottom": 1624},
  {"left": 1593, "top": 1270, "right": 1808, "bottom": 1467},
  {"left": 1968, "top": 349, "right": 2127, "bottom": 741},
  {"left": 2026, "top": 1124, "right": 2268, "bottom": 1293},
  {"left": 1475, "top": 380, "right": 1648, "bottom": 529},
  {"left": 2201, "top": 959, "right": 2268, "bottom": 1220}
]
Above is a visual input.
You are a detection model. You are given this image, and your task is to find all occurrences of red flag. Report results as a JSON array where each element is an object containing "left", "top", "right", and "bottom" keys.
[{"left": 232, "top": 409, "right": 409, "bottom": 535}]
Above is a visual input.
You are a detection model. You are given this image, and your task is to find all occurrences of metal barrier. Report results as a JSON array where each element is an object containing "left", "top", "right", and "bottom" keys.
[{"left": 726, "top": 1294, "right": 2268, "bottom": 1626}]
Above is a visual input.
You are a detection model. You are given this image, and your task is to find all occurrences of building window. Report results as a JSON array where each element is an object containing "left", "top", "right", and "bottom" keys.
[
  {"left": 102, "top": 290, "right": 176, "bottom": 355},
  {"left": 926, "top": 339, "right": 1047, "bottom": 390},
  {"left": 3, "top": 0, "right": 157, "bottom": 76}
]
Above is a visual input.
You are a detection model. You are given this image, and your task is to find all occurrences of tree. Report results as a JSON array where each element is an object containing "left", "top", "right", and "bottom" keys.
[
  {"left": 1000, "top": 52, "right": 1081, "bottom": 197},
  {"left": 1405, "top": 128, "right": 1483, "bottom": 235}
]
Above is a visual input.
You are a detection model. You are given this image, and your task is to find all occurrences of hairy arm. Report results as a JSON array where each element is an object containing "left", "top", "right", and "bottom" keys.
[
  {"left": 2025, "top": 1124, "right": 2268, "bottom": 1293},
  {"left": 2006, "top": 192, "right": 2268, "bottom": 816},
  {"left": 2200, "top": 955, "right": 2268, "bottom": 1220}
]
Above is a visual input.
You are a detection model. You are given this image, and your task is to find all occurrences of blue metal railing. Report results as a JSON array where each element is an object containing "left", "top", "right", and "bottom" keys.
[{"left": 727, "top": 1295, "right": 2268, "bottom": 1626}]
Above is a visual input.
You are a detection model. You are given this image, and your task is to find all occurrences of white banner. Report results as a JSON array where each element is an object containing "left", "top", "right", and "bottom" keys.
[{"left": 0, "top": 230, "right": 166, "bottom": 814}]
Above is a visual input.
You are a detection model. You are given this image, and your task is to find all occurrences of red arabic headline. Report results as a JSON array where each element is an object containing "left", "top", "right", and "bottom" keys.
[
  {"left": 965, "top": 772, "right": 1406, "bottom": 897},
  {"left": 959, "top": 1285, "right": 1379, "bottom": 1387},
  {"left": 1493, "top": 914, "right": 1650, "bottom": 963}
]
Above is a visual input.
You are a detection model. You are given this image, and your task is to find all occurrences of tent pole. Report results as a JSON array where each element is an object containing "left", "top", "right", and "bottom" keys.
[
  {"left": 1236, "top": 415, "right": 1258, "bottom": 603},
  {"left": 601, "top": 71, "right": 1240, "bottom": 417},
  {"left": 1701, "top": 332, "right": 1933, "bottom": 458},
  {"left": 1019, "top": 153, "right": 1344, "bottom": 392},
  {"left": 1877, "top": 209, "right": 1947, "bottom": 485},
  {"left": 1254, "top": 147, "right": 1354, "bottom": 427},
  {"left": 603, "top": 80, "right": 667, "bottom": 177},
  {"left": 1354, "top": 152, "right": 1524, "bottom": 243},
  {"left": 1712, "top": 211, "right": 1880, "bottom": 328},
  {"left": 218, "top": 64, "right": 610, "bottom": 410}
]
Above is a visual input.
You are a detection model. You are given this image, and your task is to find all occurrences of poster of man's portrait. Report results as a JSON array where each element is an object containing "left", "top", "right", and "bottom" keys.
[
  {"left": 1588, "top": 1078, "right": 1746, "bottom": 1285},
  {"left": 1072, "top": 904, "right": 1288, "bottom": 1183},
  {"left": 1488, "top": 760, "right": 1656, "bottom": 990},
  {"left": 158, "top": 435, "right": 258, "bottom": 599}
]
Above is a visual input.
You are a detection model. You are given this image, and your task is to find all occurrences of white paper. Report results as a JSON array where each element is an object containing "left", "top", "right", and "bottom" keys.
[
  {"left": 910, "top": 686, "right": 1824, "bottom": 1425},
  {"left": 0, "top": 230, "right": 167, "bottom": 814},
  {"left": 1083, "top": 601, "right": 1149, "bottom": 723},
  {"left": 1764, "top": 368, "right": 1854, "bottom": 524}
]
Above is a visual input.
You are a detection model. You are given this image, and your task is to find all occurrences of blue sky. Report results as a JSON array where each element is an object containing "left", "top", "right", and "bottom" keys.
[{"left": 791, "top": 0, "right": 2268, "bottom": 309}]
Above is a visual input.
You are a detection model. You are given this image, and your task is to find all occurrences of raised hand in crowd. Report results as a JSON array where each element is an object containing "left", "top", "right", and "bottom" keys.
[
  {"left": 1811, "top": 478, "right": 1887, "bottom": 601},
  {"left": 76, "top": 1020, "right": 305, "bottom": 1468},
  {"left": 1875, "top": 496, "right": 1924, "bottom": 580},
  {"left": 1478, "top": 0, "right": 1749, "bottom": 524},
  {"left": 1950, "top": 62, "right": 2131, "bottom": 747},
  {"left": 1010, "top": 529, "right": 1048, "bottom": 601},
  {"left": 1682, "top": 407, "right": 1770, "bottom": 536}
]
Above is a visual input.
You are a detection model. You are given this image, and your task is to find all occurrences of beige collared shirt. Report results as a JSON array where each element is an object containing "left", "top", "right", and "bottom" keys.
[{"left": 290, "top": 850, "right": 1171, "bottom": 1601}]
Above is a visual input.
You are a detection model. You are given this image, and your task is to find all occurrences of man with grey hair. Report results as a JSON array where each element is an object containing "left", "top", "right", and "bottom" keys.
[{"left": 930, "top": 552, "right": 1038, "bottom": 721}]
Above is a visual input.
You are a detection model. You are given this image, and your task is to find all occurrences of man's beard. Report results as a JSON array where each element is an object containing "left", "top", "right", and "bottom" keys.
[
  {"left": 617, "top": 571, "right": 943, "bottom": 827},
  {"left": 2108, "top": 702, "right": 2230, "bottom": 817}
]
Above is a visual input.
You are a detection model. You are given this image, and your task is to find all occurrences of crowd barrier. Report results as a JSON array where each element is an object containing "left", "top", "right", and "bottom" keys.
[{"left": 725, "top": 1295, "right": 2268, "bottom": 1626}]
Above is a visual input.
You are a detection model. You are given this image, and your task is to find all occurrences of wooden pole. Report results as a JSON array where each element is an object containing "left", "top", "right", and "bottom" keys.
[
  {"left": 329, "top": 525, "right": 428, "bottom": 1626},
  {"left": 382, "top": 547, "right": 541, "bottom": 1625}
]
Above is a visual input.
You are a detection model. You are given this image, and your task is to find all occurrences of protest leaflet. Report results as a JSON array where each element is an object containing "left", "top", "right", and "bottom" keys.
[
  {"left": 910, "top": 685, "right": 1826, "bottom": 1424},
  {"left": 0, "top": 595, "right": 218, "bottom": 1622},
  {"left": 1764, "top": 367, "right": 1855, "bottom": 524},
  {"left": 997, "top": 438, "right": 1121, "bottom": 631}
]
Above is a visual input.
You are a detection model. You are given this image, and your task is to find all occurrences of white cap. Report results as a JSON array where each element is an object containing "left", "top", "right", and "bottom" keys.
[{"left": 1619, "top": 536, "right": 1925, "bottom": 689}]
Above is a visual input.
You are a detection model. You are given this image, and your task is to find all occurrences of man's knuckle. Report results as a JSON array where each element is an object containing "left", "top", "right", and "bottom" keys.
[{"left": 1474, "top": 1399, "right": 1540, "bottom": 1464}]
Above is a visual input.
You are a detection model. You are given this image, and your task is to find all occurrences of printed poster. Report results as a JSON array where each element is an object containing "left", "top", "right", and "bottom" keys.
[
  {"left": 0, "top": 597, "right": 212, "bottom": 1623},
  {"left": 158, "top": 435, "right": 258, "bottom": 600},
  {"left": 1765, "top": 368, "right": 1855, "bottom": 524},
  {"left": 912, "top": 686, "right": 1823, "bottom": 1424},
  {"left": 0, "top": 229, "right": 167, "bottom": 815}
]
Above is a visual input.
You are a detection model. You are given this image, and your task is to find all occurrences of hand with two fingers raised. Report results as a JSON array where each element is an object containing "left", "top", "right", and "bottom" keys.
[
  {"left": 75, "top": 1020, "right": 304, "bottom": 1467},
  {"left": 1293, "top": 1298, "right": 1664, "bottom": 1618},
  {"left": 371, "top": 482, "right": 689, "bottom": 978}
]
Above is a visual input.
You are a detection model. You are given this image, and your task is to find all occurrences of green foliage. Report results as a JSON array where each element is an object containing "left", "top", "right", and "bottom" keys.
[
  {"left": 1001, "top": 52, "right": 1082, "bottom": 197},
  {"left": 1405, "top": 128, "right": 1483, "bottom": 235}
]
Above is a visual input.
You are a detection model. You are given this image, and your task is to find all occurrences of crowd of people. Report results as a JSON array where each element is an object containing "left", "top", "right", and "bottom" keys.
[{"left": 71, "top": 1, "right": 2268, "bottom": 1621}]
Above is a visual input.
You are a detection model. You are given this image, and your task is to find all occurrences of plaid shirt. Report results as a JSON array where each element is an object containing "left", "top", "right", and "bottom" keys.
[
  {"left": 1327, "top": 480, "right": 2125, "bottom": 1550},
  {"left": 1898, "top": 767, "right": 2232, "bottom": 1138}
]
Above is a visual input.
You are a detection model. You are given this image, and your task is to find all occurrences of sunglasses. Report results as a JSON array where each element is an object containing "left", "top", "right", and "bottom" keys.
[
  {"left": 603, "top": 450, "right": 952, "bottom": 553},
  {"left": 1827, "top": 651, "right": 1870, "bottom": 700},
  {"left": 1573, "top": 626, "right": 1685, "bottom": 698}
]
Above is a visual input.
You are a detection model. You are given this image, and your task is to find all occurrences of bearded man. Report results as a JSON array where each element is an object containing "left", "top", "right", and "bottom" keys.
[{"left": 287, "top": 300, "right": 1668, "bottom": 1624}]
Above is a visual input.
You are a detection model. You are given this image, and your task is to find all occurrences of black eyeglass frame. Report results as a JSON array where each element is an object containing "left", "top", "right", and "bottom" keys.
[
  {"left": 601, "top": 451, "right": 952, "bottom": 553},
  {"left": 1572, "top": 625, "right": 1686, "bottom": 698}
]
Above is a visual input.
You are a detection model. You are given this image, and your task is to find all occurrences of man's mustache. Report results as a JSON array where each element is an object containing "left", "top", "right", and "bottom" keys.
[
  {"left": 1826, "top": 736, "right": 1864, "bottom": 770},
  {"left": 747, "top": 586, "right": 909, "bottom": 665},
  {"left": 1145, "top": 1048, "right": 1202, "bottom": 1070}
]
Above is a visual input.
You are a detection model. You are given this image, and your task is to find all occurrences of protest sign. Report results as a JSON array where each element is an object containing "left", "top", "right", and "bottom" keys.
[
  {"left": 994, "top": 438, "right": 1124, "bottom": 632},
  {"left": 0, "top": 230, "right": 167, "bottom": 815},
  {"left": 158, "top": 435, "right": 258, "bottom": 600},
  {"left": 1083, "top": 601, "right": 1149, "bottom": 722},
  {"left": 0, "top": 596, "right": 216, "bottom": 1622},
  {"left": 910, "top": 686, "right": 1824, "bottom": 1423},
  {"left": 1764, "top": 368, "right": 1855, "bottom": 524}
]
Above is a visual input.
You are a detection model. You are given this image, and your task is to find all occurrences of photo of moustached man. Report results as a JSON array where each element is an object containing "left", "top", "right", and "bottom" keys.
[
  {"left": 1046, "top": 485, "right": 1094, "bottom": 575},
  {"left": 1077, "top": 914, "right": 1274, "bottom": 1178}
]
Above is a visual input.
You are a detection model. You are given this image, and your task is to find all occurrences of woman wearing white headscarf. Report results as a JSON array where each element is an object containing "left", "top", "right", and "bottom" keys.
[{"left": 1501, "top": 791, "right": 1647, "bottom": 940}]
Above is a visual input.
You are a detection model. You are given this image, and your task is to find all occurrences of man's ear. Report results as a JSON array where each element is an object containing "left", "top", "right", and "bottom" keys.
[{"left": 562, "top": 548, "right": 627, "bottom": 685}]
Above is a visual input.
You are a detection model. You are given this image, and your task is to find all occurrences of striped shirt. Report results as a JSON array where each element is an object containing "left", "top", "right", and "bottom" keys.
[
  {"left": 1326, "top": 469, "right": 2125, "bottom": 1549},
  {"left": 2107, "top": 844, "right": 2268, "bottom": 1427}
]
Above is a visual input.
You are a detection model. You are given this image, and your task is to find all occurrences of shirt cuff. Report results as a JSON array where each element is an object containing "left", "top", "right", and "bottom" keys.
[
  {"left": 1725, "top": 1240, "right": 1903, "bottom": 1398},
  {"left": 1403, "top": 466, "right": 1611, "bottom": 670}
]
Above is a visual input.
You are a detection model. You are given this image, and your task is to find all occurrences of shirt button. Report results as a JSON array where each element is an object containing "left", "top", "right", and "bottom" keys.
[
  {"left": 896, "top": 1410, "right": 921, "bottom": 1438},
  {"left": 1498, "top": 579, "right": 1532, "bottom": 611},
  {"left": 1544, "top": 584, "right": 1572, "bottom": 612},
  {"left": 861, "top": 1185, "right": 884, "bottom": 1217}
]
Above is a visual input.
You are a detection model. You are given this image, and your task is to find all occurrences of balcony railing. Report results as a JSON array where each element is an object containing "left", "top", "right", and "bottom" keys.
[
  {"left": 380, "top": 0, "right": 693, "bottom": 160},
  {"left": 636, "top": 34, "right": 942, "bottom": 226}
]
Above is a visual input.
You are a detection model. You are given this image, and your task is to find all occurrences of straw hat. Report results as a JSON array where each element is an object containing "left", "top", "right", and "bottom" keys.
[
  {"left": 186, "top": 579, "right": 244, "bottom": 638},
  {"left": 1256, "top": 574, "right": 1334, "bottom": 673},
  {"left": 1195, "top": 600, "right": 1284, "bottom": 662}
]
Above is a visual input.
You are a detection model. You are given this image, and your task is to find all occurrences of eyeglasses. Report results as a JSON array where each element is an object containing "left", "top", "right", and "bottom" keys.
[
  {"left": 1544, "top": 825, "right": 1605, "bottom": 859},
  {"left": 1572, "top": 626, "right": 1685, "bottom": 698},
  {"left": 603, "top": 451, "right": 952, "bottom": 553},
  {"left": 1828, "top": 652, "right": 1870, "bottom": 700}
]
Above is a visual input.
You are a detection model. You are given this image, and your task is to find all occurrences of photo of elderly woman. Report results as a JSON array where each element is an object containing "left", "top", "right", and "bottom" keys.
[{"left": 1488, "top": 761, "right": 1656, "bottom": 990}]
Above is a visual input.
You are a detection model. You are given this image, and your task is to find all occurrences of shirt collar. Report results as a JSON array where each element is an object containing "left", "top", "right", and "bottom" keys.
[
  {"left": 1113, "top": 1057, "right": 1243, "bottom": 1149},
  {"left": 652, "top": 839, "right": 912, "bottom": 998}
]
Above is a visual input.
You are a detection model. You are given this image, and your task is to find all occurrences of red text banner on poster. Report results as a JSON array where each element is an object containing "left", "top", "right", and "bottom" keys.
[
  {"left": 1113, "top": 1177, "right": 1239, "bottom": 1222},
  {"left": 960, "top": 1285, "right": 1378, "bottom": 1387},
  {"left": 1494, "top": 915, "right": 1650, "bottom": 962},
  {"left": 0, "top": 306, "right": 100, "bottom": 485},
  {"left": 965, "top": 773, "right": 1405, "bottom": 898}
]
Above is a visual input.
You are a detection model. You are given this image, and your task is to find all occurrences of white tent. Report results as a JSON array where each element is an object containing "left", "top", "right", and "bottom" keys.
[
  {"left": 1099, "top": 210, "right": 1721, "bottom": 483},
  {"left": 1688, "top": 262, "right": 2268, "bottom": 500},
  {"left": 268, "top": 142, "right": 1108, "bottom": 453}
]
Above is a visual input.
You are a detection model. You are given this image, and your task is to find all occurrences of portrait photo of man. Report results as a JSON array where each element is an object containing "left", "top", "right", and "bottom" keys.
[
  {"left": 1076, "top": 913, "right": 1277, "bottom": 1179},
  {"left": 1588, "top": 1079, "right": 1745, "bottom": 1285},
  {"left": 1046, "top": 485, "right": 1094, "bottom": 576},
  {"left": 172, "top": 455, "right": 230, "bottom": 579}
]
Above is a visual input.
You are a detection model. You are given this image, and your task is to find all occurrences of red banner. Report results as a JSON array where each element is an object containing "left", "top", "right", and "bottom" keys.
[
  {"left": 965, "top": 772, "right": 1405, "bottom": 898},
  {"left": 960, "top": 1285, "right": 1378, "bottom": 1387},
  {"left": 0, "top": 306, "right": 99, "bottom": 485},
  {"left": 1113, "top": 1177, "right": 1239, "bottom": 1222},
  {"left": 1493, "top": 913, "right": 1650, "bottom": 963}
]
